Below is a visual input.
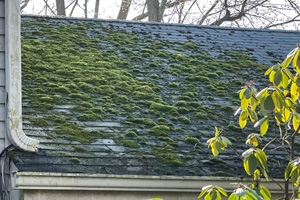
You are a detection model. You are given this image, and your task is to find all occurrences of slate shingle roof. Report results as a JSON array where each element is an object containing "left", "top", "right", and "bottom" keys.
[{"left": 13, "top": 15, "right": 300, "bottom": 178}]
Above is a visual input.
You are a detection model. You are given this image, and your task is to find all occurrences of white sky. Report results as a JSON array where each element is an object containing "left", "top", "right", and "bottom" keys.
[{"left": 21, "top": 0, "right": 141, "bottom": 20}]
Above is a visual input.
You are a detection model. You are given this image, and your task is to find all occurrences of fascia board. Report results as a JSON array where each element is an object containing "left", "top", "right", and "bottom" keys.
[{"left": 14, "top": 172, "right": 288, "bottom": 194}]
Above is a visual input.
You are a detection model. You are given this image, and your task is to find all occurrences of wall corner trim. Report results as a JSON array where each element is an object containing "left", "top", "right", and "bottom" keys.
[{"left": 5, "top": 0, "right": 39, "bottom": 152}]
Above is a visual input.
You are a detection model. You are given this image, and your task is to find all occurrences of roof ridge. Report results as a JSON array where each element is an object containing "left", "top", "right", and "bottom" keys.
[{"left": 21, "top": 14, "right": 300, "bottom": 34}]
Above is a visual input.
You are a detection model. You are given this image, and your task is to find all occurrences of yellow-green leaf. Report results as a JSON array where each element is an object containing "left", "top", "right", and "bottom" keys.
[
  {"left": 239, "top": 89, "right": 245, "bottom": 100},
  {"left": 239, "top": 110, "right": 248, "bottom": 128},
  {"left": 273, "top": 71, "right": 282, "bottom": 86},
  {"left": 241, "top": 98, "right": 248, "bottom": 111},
  {"left": 260, "top": 119, "right": 269, "bottom": 136},
  {"left": 293, "top": 49, "right": 300, "bottom": 68},
  {"left": 291, "top": 168, "right": 299, "bottom": 184},
  {"left": 269, "top": 71, "right": 276, "bottom": 83},
  {"left": 248, "top": 154, "right": 258, "bottom": 175},
  {"left": 281, "top": 71, "right": 289, "bottom": 88},
  {"left": 244, "top": 88, "right": 252, "bottom": 99},
  {"left": 260, "top": 185, "right": 271, "bottom": 200},
  {"left": 244, "top": 156, "right": 251, "bottom": 175},
  {"left": 249, "top": 109, "right": 258, "bottom": 122},
  {"left": 285, "top": 163, "right": 293, "bottom": 179},
  {"left": 216, "top": 186, "right": 227, "bottom": 197},
  {"left": 199, "top": 185, "right": 213, "bottom": 198},
  {"left": 264, "top": 95, "right": 275, "bottom": 111},
  {"left": 253, "top": 169, "right": 260, "bottom": 181},
  {"left": 265, "top": 67, "right": 273, "bottom": 75},
  {"left": 282, "top": 47, "right": 297, "bottom": 68}
]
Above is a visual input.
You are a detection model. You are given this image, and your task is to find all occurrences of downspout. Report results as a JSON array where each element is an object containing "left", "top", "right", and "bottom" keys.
[{"left": 5, "top": 0, "right": 39, "bottom": 152}]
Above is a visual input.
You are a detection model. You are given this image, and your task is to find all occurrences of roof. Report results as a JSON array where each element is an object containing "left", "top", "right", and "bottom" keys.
[{"left": 12, "top": 15, "right": 300, "bottom": 178}]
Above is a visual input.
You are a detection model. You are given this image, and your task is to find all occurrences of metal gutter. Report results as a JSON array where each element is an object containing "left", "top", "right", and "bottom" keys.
[
  {"left": 13, "top": 172, "right": 288, "bottom": 194},
  {"left": 5, "top": 0, "right": 39, "bottom": 152}
]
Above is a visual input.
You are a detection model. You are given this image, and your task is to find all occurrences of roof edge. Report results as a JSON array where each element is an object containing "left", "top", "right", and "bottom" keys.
[
  {"left": 14, "top": 172, "right": 288, "bottom": 193},
  {"left": 6, "top": 0, "right": 39, "bottom": 152},
  {"left": 21, "top": 14, "right": 300, "bottom": 34}
]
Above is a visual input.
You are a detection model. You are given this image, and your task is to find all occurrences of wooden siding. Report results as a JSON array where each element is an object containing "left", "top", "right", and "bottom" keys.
[
  {"left": 0, "top": 1, "right": 3, "bottom": 18},
  {"left": 0, "top": 0, "right": 4, "bottom": 147}
]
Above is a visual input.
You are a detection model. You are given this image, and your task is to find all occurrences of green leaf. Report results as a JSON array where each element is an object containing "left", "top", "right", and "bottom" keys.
[
  {"left": 283, "top": 68, "right": 294, "bottom": 80},
  {"left": 239, "top": 110, "right": 248, "bottom": 128},
  {"left": 244, "top": 88, "right": 252, "bottom": 99},
  {"left": 255, "top": 151, "right": 268, "bottom": 171},
  {"left": 254, "top": 116, "right": 269, "bottom": 128},
  {"left": 282, "top": 47, "right": 297, "bottom": 68},
  {"left": 291, "top": 168, "right": 299, "bottom": 184},
  {"left": 260, "top": 118, "right": 269, "bottom": 136},
  {"left": 216, "top": 186, "right": 227, "bottom": 197},
  {"left": 272, "top": 65, "right": 280, "bottom": 72},
  {"left": 241, "top": 98, "right": 248, "bottom": 111},
  {"left": 222, "top": 137, "right": 232, "bottom": 145},
  {"left": 296, "top": 77, "right": 300, "bottom": 88},
  {"left": 242, "top": 148, "right": 255, "bottom": 157},
  {"left": 260, "top": 185, "right": 271, "bottom": 200},
  {"left": 256, "top": 88, "right": 268, "bottom": 101},
  {"left": 244, "top": 156, "right": 250, "bottom": 175},
  {"left": 246, "top": 188, "right": 264, "bottom": 200},
  {"left": 256, "top": 148, "right": 267, "bottom": 161},
  {"left": 248, "top": 109, "right": 258, "bottom": 121},
  {"left": 273, "top": 71, "right": 282, "bottom": 86},
  {"left": 264, "top": 67, "right": 273, "bottom": 75},
  {"left": 228, "top": 194, "right": 237, "bottom": 200},
  {"left": 293, "top": 49, "right": 300, "bottom": 68},
  {"left": 239, "top": 89, "right": 245, "bottom": 100},
  {"left": 253, "top": 169, "right": 260, "bottom": 181},
  {"left": 298, "top": 187, "right": 300, "bottom": 198},
  {"left": 264, "top": 95, "right": 275, "bottom": 110},
  {"left": 199, "top": 185, "right": 213, "bottom": 198},
  {"left": 205, "top": 191, "right": 212, "bottom": 200},
  {"left": 285, "top": 163, "right": 294, "bottom": 179},
  {"left": 281, "top": 71, "right": 289, "bottom": 88},
  {"left": 248, "top": 154, "right": 258, "bottom": 175}
]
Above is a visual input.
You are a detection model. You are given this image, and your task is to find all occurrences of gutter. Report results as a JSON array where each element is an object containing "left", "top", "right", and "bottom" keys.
[
  {"left": 5, "top": 0, "right": 39, "bottom": 152},
  {"left": 13, "top": 172, "right": 288, "bottom": 194}
]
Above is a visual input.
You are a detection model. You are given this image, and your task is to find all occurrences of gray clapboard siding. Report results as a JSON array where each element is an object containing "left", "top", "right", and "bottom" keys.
[
  {"left": 0, "top": 35, "right": 4, "bottom": 51},
  {"left": 0, "top": 53, "right": 4, "bottom": 69},
  {"left": 0, "top": 69, "right": 4, "bottom": 86},
  {"left": 0, "top": 18, "right": 4, "bottom": 35},
  {"left": 0, "top": 122, "right": 4, "bottom": 139},
  {"left": 0, "top": 139, "right": 4, "bottom": 151},
  {"left": 0, "top": 104, "right": 4, "bottom": 121},
  {"left": 0, "top": 1, "right": 3, "bottom": 18}
]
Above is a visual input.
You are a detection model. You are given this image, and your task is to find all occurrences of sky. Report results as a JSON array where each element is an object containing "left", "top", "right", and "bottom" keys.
[{"left": 21, "top": 0, "right": 141, "bottom": 20}]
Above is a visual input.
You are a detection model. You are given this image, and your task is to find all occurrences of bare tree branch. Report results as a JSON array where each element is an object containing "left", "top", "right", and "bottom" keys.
[
  {"left": 211, "top": 0, "right": 247, "bottom": 26},
  {"left": 70, "top": 0, "right": 79, "bottom": 17},
  {"left": 21, "top": 0, "right": 30, "bottom": 11},
  {"left": 265, "top": 15, "right": 300, "bottom": 29},
  {"left": 198, "top": 0, "right": 219, "bottom": 25}
]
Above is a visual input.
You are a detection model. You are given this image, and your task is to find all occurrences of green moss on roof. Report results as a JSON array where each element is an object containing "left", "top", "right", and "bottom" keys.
[{"left": 21, "top": 18, "right": 269, "bottom": 169}]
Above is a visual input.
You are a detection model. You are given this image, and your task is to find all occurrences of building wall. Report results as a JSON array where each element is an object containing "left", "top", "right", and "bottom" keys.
[
  {"left": 0, "top": 0, "right": 6, "bottom": 150},
  {"left": 21, "top": 190, "right": 284, "bottom": 200}
]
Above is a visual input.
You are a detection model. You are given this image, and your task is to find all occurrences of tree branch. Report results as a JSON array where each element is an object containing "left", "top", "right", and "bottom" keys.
[
  {"left": 198, "top": 0, "right": 219, "bottom": 25},
  {"left": 211, "top": 0, "right": 248, "bottom": 26}
]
